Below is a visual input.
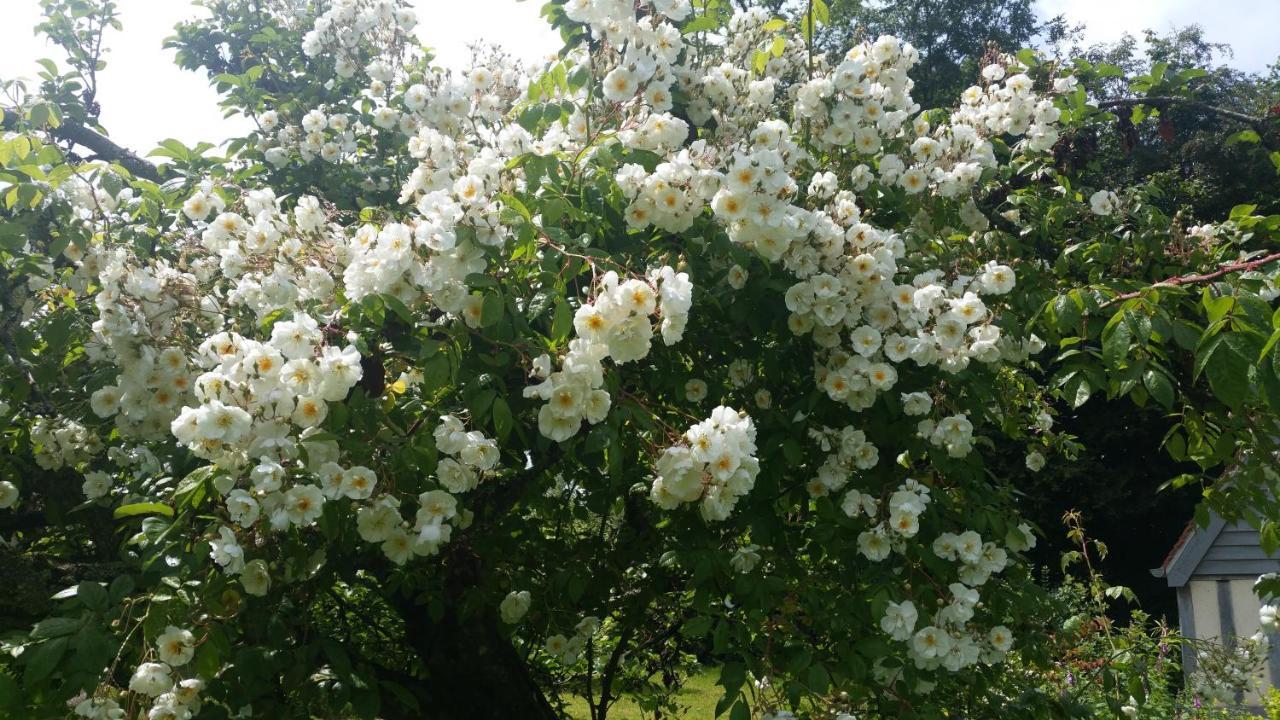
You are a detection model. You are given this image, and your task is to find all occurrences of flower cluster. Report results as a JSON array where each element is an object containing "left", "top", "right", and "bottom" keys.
[
  {"left": 931, "top": 529, "right": 1010, "bottom": 587},
  {"left": 165, "top": 322, "right": 363, "bottom": 468},
  {"left": 1186, "top": 632, "right": 1271, "bottom": 706},
  {"left": 117, "top": 626, "right": 206, "bottom": 717},
  {"left": 353, "top": 415, "right": 500, "bottom": 564},
  {"left": 920, "top": 413, "right": 976, "bottom": 458},
  {"left": 616, "top": 144, "right": 719, "bottom": 233},
  {"left": 649, "top": 406, "right": 759, "bottom": 521},
  {"left": 301, "top": 0, "right": 418, "bottom": 70},
  {"left": 543, "top": 615, "right": 602, "bottom": 665},
  {"left": 30, "top": 416, "right": 100, "bottom": 470},
  {"left": 681, "top": 9, "right": 807, "bottom": 135},
  {"left": 807, "top": 425, "right": 880, "bottom": 499},
  {"left": 526, "top": 267, "right": 692, "bottom": 441},
  {"left": 500, "top": 590, "right": 532, "bottom": 624}
]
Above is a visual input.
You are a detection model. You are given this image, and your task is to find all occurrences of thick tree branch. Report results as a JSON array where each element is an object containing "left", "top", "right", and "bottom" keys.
[
  {"left": 1106, "top": 250, "right": 1280, "bottom": 305},
  {"left": 1, "top": 110, "right": 167, "bottom": 182},
  {"left": 1096, "top": 96, "right": 1269, "bottom": 129}
]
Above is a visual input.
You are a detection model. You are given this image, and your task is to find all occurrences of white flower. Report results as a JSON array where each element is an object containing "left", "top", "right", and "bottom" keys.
[
  {"left": 858, "top": 528, "right": 891, "bottom": 561},
  {"left": 284, "top": 484, "right": 325, "bottom": 526},
  {"left": 1260, "top": 604, "right": 1278, "bottom": 632},
  {"left": 458, "top": 434, "right": 499, "bottom": 471},
  {"left": 0, "top": 480, "right": 17, "bottom": 509},
  {"left": 685, "top": 379, "right": 708, "bottom": 402},
  {"left": 82, "top": 471, "right": 112, "bottom": 500},
  {"left": 988, "top": 625, "right": 1014, "bottom": 653},
  {"left": 209, "top": 526, "right": 245, "bottom": 574},
  {"left": 292, "top": 395, "right": 328, "bottom": 428},
  {"left": 417, "top": 489, "right": 458, "bottom": 525},
  {"left": 754, "top": 389, "right": 772, "bottom": 409},
  {"left": 1089, "top": 189, "right": 1119, "bottom": 216},
  {"left": 129, "top": 662, "right": 174, "bottom": 697},
  {"left": 911, "top": 626, "right": 951, "bottom": 659},
  {"left": 341, "top": 466, "right": 378, "bottom": 500},
  {"left": 382, "top": 528, "right": 416, "bottom": 565},
  {"left": 500, "top": 590, "right": 532, "bottom": 624},
  {"left": 1025, "top": 450, "right": 1046, "bottom": 472},
  {"left": 602, "top": 66, "right": 638, "bottom": 103},
  {"left": 90, "top": 386, "right": 121, "bottom": 417},
  {"left": 545, "top": 633, "right": 569, "bottom": 656},
  {"left": 436, "top": 458, "right": 478, "bottom": 494},
  {"left": 880, "top": 600, "right": 918, "bottom": 641},
  {"left": 978, "top": 263, "right": 1015, "bottom": 295},
  {"left": 241, "top": 559, "right": 271, "bottom": 596},
  {"left": 889, "top": 508, "right": 920, "bottom": 537},
  {"left": 730, "top": 545, "right": 762, "bottom": 573},
  {"left": 251, "top": 460, "right": 285, "bottom": 493},
  {"left": 183, "top": 192, "right": 213, "bottom": 221},
  {"left": 156, "top": 626, "right": 196, "bottom": 666},
  {"left": 901, "top": 392, "right": 932, "bottom": 416}
]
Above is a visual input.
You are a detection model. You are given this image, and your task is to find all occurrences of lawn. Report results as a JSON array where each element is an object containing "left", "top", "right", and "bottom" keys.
[{"left": 563, "top": 667, "right": 723, "bottom": 719}]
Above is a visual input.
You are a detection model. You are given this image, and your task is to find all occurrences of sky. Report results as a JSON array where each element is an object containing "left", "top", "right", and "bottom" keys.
[{"left": 0, "top": 0, "right": 1276, "bottom": 155}]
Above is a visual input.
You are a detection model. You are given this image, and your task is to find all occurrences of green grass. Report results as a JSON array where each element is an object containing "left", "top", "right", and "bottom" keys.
[{"left": 563, "top": 667, "right": 722, "bottom": 719}]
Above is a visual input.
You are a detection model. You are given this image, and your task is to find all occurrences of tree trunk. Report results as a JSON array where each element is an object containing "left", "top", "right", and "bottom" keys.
[{"left": 395, "top": 596, "right": 560, "bottom": 720}]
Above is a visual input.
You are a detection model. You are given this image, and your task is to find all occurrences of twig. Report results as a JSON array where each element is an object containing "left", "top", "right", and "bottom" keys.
[{"left": 1104, "top": 250, "right": 1280, "bottom": 305}]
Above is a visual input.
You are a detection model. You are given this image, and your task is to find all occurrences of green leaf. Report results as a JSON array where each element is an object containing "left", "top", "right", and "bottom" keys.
[
  {"left": 1102, "top": 315, "right": 1132, "bottom": 368},
  {"left": 682, "top": 616, "right": 712, "bottom": 638},
  {"left": 551, "top": 297, "right": 573, "bottom": 342},
  {"left": 31, "top": 617, "right": 81, "bottom": 639},
  {"left": 113, "top": 502, "right": 174, "bottom": 519},
  {"left": 108, "top": 575, "right": 134, "bottom": 603},
  {"left": 1261, "top": 521, "right": 1280, "bottom": 557},
  {"left": 681, "top": 14, "right": 720, "bottom": 34},
  {"left": 77, "top": 581, "right": 108, "bottom": 612},
  {"left": 0, "top": 672, "right": 17, "bottom": 708},
  {"left": 480, "top": 293, "right": 504, "bottom": 327},
  {"left": 379, "top": 293, "right": 413, "bottom": 324},
  {"left": 1229, "top": 204, "right": 1257, "bottom": 221},
  {"left": 1203, "top": 294, "right": 1235, "bottom": 325},
  {"left": 1193, "top": 334, "right": 1222, "bottom": 380},
  {"left": 23, "top": 637, "right": 68, "bottom": 684},
  {"left": 1205, "top": 335, "right": 1252, "bottom": 410},
  {"left": 1052, "top": 293, "right": 1081, "bottom": 332},
  {"left": 1226, "top": 129, "right": 1261, "bottom": 146},
  {"left": 491, "top": 397, "right": 515, "bottom": 443},
  {"left": 1141, "top": 369, "right": 1174, "bottom": 410}
]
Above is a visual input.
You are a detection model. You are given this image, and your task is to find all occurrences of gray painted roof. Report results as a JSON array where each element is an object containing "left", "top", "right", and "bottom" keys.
[{"left": 1153, "top": 515, "right": 1280, "bottom": 587}]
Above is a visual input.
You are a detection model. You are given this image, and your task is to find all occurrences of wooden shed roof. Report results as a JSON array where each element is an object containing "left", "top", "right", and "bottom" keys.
[{"left": 1152, "top": 514, "right": 1280, "bottom": 587}]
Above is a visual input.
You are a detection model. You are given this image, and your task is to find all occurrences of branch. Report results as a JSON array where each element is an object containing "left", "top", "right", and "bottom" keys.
[
  {"left": 1096, "top": 97, "right": 1268, "bottom": 129},
  {"left": 594, "top": 621, "right": 636, "bottom": 719},
  {"left": 52, "top": 121, "right": 168, "bottom": 182},
  {"left": 1, "top": 110, "right": 167, "bottom": 182},
  {"left": 1106, "top": 250, "right": 1280, "bottom": 305}
]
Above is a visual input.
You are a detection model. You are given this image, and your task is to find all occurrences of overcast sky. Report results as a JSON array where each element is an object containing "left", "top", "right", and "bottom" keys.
[{"left": 0, "top": 0, "right": 1276, "bottom": 155}]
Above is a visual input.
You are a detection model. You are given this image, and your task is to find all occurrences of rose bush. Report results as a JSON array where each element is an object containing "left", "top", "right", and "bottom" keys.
[{"left": 1, "top": 0, "right": 1277, "bottom": 718}]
